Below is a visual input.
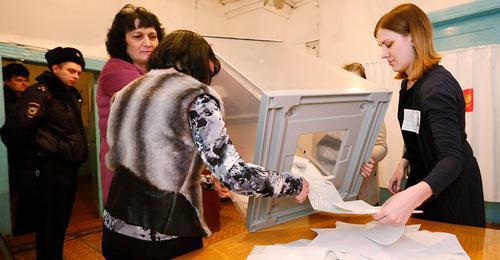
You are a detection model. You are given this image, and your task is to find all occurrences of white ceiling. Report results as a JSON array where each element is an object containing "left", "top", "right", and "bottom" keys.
[
  {"left": 218, "top": 0, "right": 313, "bottom": 18},
  {"left": 219, "top": 0, "right": 310, "bottom": 10}
]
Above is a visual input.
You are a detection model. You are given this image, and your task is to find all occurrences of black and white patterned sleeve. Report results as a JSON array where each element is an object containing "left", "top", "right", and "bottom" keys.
[{"left": 189, "top": 94, "right": 303, "bottom": 198}]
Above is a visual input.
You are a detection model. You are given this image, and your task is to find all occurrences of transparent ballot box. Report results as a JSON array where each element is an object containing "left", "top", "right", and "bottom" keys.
[{"left": 207, "top": 37, "right": 392, "bottom": 232}]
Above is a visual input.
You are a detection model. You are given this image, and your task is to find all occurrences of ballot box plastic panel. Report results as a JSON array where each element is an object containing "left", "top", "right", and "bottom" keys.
[{"left": 207, "top": 37, "right": 392, "bottom": 232}]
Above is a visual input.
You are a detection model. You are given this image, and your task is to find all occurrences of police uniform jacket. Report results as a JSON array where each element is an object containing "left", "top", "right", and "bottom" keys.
[{"left": 1, "top": 71, "right": 87, "bottom": 165}]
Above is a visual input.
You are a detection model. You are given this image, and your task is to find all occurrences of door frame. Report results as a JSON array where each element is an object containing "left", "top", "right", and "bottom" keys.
[{"left": 0, "top": 42, "right": 105, "bottom": 235}]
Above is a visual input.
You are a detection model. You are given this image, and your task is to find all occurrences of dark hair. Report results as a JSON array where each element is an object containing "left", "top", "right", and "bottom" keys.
[
  {"left": 343, "top": 62, "right": 366, "bottom": 79},
  {"left": 3, "top": 63, "right": 29, "bottom": 80},
  {"left": 147, "top": 30, "right": 221, "bottom": 85},
  {"left": 374, "top": 3, "right": 440, "bottom": 81},
  {"left": 105, "top": 4, "right": 165, "bottom": 63}
]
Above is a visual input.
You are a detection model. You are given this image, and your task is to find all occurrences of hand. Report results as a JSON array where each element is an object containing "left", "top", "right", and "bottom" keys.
[
  {"left": 372, "top": 182, "right": 432, "bottom": 225},
  {"left": 372, "top": 191, "right": 414, "bottom": 225},
  {"left": 388, "top": 158, "right": 408, "bottom": 194},
  {"left": 212, "top": 176, "right": 232, "bottom": 199},
  {"left": 360, "top": 157, "right": 376, "bottom": 177},
  {"left": 295, "top": 177, "right": 309, "bottom": 203}
]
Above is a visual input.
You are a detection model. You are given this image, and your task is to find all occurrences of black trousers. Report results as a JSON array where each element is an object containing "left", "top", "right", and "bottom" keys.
[
  {"left": 12, "top": 159, "right": 41, "bottom": 236},
  {"left": 35, "top": 158, "right": 79, "bottom": 260},
  {"left": 102, "top": 227, "right": 203, "bottom": 260}
]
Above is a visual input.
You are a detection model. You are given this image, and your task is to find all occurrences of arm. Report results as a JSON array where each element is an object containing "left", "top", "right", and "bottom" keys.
[
  {"left": 100, "top": 65, "right": 143, "bottom": 97},
  {"left": 189, "top": 94, "right": 305, "bottom": 198},
  {"left": 373, "top": 181, "right": 432, "bottom": 225},
  {"left": 371, "top": 123, "right": 388, "bottom": 162},
  {"left": 360, "top": 123, "right": 388, "bottom": 177},
  {"left": 1, "top": 85, "right": 47, "bottom": 147},
  {"left": 388, "top": 157, "right": 409, "bottom": 194},
  {"left": 420, "top": 84, "right": 464, "bottom": 197}
]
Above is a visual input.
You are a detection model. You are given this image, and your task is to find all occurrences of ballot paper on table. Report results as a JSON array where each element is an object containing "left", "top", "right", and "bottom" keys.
[
  {"left": 312, "top": 221, "right": 406, "bottom": 246},
  {"left": 308, "top": 222, "right": 469, "bottom": 260},
  {"left": 247, "top": 239, "right": 365, "bottom": 260},
  {"left": 248, "top": 221, "right": 468, "bottom": 260}
]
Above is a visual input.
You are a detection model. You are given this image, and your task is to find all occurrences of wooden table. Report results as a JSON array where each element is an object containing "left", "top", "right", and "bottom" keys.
[{"left": 179, "top": 213, "right": 500, "bottom": 259}]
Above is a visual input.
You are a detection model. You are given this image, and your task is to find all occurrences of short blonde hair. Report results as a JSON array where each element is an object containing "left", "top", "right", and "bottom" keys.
[{"left": 374, "top": 3, "right": 441, "bottom": 81}]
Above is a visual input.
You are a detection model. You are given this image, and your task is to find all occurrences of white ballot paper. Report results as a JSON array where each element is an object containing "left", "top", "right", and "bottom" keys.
[
  {"left": 292, "top": 156, "right": 422, "bottom": 215},
  {"left": 292, "top": 156, "right": 370, "bottom": 214},
  {"left": 292, "top": 156, "right": 382, "bottom": 214},
  {"left": 308, "top": 222, "right": 469, "bottom": 260},
  {"left": 360, "top": 222, "right": 405, "bottom": 245},
  {"left": 248, "top": 221, "right": 469, "bottom": 260}
]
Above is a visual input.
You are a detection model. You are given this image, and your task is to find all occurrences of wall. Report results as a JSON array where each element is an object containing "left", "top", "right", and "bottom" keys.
[
  {"left": 318, "top": 0, "right": 472, "bottom": 66},
  {"left": 0, "top": 0, "right": 316, "bottom": 59},
  {"left": 0, "top": 1, "right": 169, "bottom": 59}
]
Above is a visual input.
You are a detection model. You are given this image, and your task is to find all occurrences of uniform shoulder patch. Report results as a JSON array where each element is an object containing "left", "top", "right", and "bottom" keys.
[
  {"left": 26, "top": 102, "right": 41, "bottom": 119},
  {"left": 37, "top": 85, "right": 47, "bottom": 92}
]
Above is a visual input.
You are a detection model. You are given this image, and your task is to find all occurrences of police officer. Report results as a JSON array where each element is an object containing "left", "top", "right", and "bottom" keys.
[
  {"left": 1, "top": 47, "right": 87, "bottom": 260},
  {"left": 3, "top": 63, "right": 30, "bottom": 116},
  {"left": 2, "top": 63, "right": 30, "bottom": 219}
]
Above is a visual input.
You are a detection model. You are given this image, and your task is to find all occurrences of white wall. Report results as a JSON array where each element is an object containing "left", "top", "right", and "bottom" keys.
[
  {"left": 318, "top": 0, "right": 473, "bottom": 66},
  {"left": 0, "top": 0, "right": 169, "bottom": 59},
  {"left": 284, "top": 1, "right": 320, "bottom": 52},
  {"left": 0, "top": 0, "right": 313, "bottom": 59}
]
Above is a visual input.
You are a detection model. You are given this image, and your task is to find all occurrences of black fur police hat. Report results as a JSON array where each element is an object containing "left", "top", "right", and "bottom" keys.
[
  {"left": 2, "top": 63, "right": 29, "bottom": 80},
  {"left": 45, "top": 47, "right": 85, "bottom": 70}
]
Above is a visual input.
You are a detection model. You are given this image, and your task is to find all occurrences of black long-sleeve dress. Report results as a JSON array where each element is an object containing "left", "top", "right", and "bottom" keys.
[{"left": 398, "top": 65, "right": 485, "bottom": 227}]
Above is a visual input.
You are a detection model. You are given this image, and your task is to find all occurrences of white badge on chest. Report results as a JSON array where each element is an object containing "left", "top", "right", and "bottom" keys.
[{"left": 402, "top": 109, "right": 420, "bottom": 134}]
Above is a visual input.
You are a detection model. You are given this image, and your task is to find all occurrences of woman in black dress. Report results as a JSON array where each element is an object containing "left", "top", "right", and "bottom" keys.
[{"left": 372, "top": 3, "right": 485, "bottom": 227}]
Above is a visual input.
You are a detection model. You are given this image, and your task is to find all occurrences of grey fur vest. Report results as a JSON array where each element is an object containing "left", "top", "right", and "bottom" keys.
[{"left": 106, "top": 68, "right": 223, "bottom": 237}]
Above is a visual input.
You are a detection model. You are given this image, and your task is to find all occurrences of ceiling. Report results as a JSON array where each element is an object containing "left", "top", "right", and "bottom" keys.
[
  {"left": 219, "top": 0, "right": 310, "bottom": 10},
  {"left": 218, "top": 0, "right": 313, "bottom": 18}
]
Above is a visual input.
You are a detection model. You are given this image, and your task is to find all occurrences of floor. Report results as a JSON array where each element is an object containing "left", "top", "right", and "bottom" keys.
[{"left": 7, "top": 199, "right": 246, "bottom": 259}]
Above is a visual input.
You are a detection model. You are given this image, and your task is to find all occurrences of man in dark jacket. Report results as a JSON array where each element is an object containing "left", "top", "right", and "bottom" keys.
[
  {"left": 2, "top": 63, "right": 32, "bottom": 235},
  {"left": 3, "top": 63, "right": 30, "bottom": 116},
  {"left": 1, "top": 47, "right": 87, "bottom": 260},
  {"left": 2, "top": 63, "right": 30, "bottom": 182}
]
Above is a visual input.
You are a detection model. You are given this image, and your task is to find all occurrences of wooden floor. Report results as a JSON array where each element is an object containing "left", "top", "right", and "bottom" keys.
[{"left": 7, "top": 197, "right": 246, "bottom": 259}]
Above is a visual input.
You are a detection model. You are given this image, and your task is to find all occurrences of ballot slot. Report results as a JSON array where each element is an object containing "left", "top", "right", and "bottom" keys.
[{"left": 207, "top": 36, "right": 392, "bottom": 232}]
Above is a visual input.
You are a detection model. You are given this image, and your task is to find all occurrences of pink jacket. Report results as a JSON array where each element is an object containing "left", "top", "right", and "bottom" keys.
[{"left": 97, "top": 58, "right": 145, "bottom": 203}]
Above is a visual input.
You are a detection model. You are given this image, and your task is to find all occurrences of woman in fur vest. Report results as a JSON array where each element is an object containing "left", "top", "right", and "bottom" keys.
[{"left": 101, "top": 30, "right": 310, "bottom": 259}]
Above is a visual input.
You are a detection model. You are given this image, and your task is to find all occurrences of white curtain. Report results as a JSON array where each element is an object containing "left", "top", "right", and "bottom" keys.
[{"left": 364, "top": 44, "right": 500, "bottom": 202}]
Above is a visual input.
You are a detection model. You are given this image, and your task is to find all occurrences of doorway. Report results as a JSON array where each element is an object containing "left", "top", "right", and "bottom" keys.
[{"left": 1, "top": 57, "right": 102, "bottom": 249}]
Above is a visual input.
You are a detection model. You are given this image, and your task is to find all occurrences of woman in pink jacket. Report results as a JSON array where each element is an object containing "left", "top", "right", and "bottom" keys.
[{"left": 97, "top": 4, "right": 165, "bottom": 203}]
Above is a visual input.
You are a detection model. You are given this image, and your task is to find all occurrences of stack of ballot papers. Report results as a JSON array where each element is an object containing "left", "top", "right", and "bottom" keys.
[
  {"left": 247, "top": 221, "right": 469, "bottom": 260},
  {"left": 291, "top": 156, "right": 422, "bottom": 215}
]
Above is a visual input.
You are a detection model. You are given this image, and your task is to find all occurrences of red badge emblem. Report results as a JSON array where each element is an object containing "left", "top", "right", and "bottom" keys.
[{"left": 463, "top": 88, "right": 473, "bottom": 112}]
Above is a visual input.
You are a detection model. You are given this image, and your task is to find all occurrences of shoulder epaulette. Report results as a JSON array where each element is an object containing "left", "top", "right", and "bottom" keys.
[{"left": 34, "top": 83, "right": 52, "bottom": 101}]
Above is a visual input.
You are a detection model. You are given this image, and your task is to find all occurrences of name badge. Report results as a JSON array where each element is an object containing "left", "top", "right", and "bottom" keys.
[{"left": 402, "top": 109, "right": 420, "bottom": 134}]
